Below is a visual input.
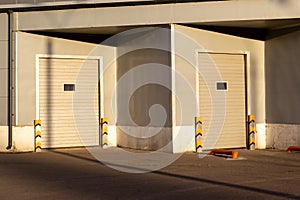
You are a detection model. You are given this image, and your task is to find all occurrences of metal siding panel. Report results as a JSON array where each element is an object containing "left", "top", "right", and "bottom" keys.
[
  {"left": 199, "top": 53, "right": 246, "bottom": 149},
  {"left": 39, "top": 58, "right": 99, "bottom": 148}
]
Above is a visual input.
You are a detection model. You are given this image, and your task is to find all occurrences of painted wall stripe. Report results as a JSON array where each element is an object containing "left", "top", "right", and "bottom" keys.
[
  {"left": 248, "top": 115, "right": 255, "bottom": 150},
  {"left": 195, "top": 117, "right": 203, "bottom": 152},
  {"left": 34, "top": 120, "right": 42, "bottom": 151},
  {"left": 101, "top": 118, "right": 108, "bottom": 147}
]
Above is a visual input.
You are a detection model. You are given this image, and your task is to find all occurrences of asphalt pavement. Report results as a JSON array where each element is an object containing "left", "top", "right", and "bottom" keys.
[{"left": 0, "top": 148, "right": 299, "bottom": 200}]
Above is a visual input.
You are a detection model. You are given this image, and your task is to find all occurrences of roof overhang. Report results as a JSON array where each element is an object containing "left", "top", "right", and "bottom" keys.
[
  {"left": 0, "top": 0, "right": 224, "bottom": 12},
  {"left": 7, "top": 0, "right": 300, "bottom": 42}
]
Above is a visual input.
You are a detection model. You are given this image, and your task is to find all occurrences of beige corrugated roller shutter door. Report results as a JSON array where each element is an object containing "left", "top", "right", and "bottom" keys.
[
  {"left": 39, "top": 58, "right": 99, "bottom": 148},
  {"left": 199, "top": 53, "right": 246, "bottom": 149}
]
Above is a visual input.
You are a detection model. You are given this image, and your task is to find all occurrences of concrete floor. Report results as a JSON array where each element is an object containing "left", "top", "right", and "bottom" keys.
[{"left": 0, "top": 148, "right": 299, "bottom": 200}]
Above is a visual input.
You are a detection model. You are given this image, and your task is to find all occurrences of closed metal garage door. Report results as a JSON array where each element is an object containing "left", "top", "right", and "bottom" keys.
[
  {"left": 39, "top": 57, "right": 100, "bottom": 148},
  {"left": 198, "top": 53, "right": 246, "bottom": 149}
]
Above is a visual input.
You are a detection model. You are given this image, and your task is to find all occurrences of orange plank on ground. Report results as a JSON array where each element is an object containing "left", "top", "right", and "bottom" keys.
[
  {"left": 209, "top": 149, "right": 238, "bottom": 159},
  {"left": 287, "top": 146, "right": 300, "bottom": 153}
]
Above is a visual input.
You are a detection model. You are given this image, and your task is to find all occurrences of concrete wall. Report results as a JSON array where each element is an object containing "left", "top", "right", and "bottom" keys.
[
  {"left": 266, "top": 124, "right": 300, "bottom": 150},
  {"left": 173, "top": 24, "right": 266, "bottom": 151},
  {"left": 265, "top": 30, "right": 300, "bottom": 149},
  {"left": 115, "top": 27, "right": 172, "bottom": 151},
  {"left": 3, "top": 0, "right": 299, "bottom": 151}
]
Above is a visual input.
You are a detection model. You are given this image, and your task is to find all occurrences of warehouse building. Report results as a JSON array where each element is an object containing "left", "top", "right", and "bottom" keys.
[{"left": 0, "top": 0, "right": 300, "bottom": 152}]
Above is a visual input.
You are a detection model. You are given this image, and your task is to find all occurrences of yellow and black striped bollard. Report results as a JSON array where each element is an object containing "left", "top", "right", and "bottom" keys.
[
  {"left": 195, "top": 117, "right": 203, "bottom": 152},
  {"left": 101, "top": 118, "right": 108, "bottom": 148},
  {"left": 34, "top": 120, "right": 42, "bottom": 152},
  {"left": 248, "top": 115, "right": 255, "bottom": 150}
]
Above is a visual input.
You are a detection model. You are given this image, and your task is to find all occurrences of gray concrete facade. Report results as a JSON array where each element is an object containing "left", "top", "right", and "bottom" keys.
[{"left": 1, "top": 0, "right": 300, "bottom": 151}]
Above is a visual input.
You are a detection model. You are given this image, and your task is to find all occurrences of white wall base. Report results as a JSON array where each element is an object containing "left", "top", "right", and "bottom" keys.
[
  {"left": 0, "top": 126, "right": 8, "bottom": 151},
  {"left": 107, "top": 125, "right": 117, "bottom": 147},
  {"left": 172, "top": 124, "right": 268, "bottom": 153},
  {"left": 256, "top": 123, "right": 267, "bottom": 149},
  {"left": 117, "top": 126, "right": 172, "bottom": 152},
  {"left": 173, "top": 126, "right": 195, "bottom": 153},
  {"left": 0, "top": 126, "right": 34, "bottom": 152},
  {"left": 13, "top": 126, "right": 35, "bottom": 152},
  {"left": 266, "top": 123, "right": 300, "bottom": 150}
]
